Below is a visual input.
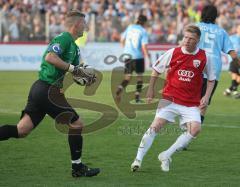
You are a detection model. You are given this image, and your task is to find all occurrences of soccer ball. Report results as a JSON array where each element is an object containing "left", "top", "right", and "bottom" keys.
[
  {"left": 73, "top": 65, "right": 95, "bottom": 86},
  {"left": 74, "top": 76, "right": 88, "bottom": 86},
  {"left": 82, "top": 65, "right": 95, "bottom": 75}
]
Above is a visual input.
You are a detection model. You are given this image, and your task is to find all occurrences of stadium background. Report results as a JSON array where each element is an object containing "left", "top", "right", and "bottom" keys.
[
  {"left": 0, "top": 0, "right": 239, "bottom": 43},
  {"left": 0, "top": 0, "right": 238, "bottom": 70},
  {"left": 0, "top": 0, "right": 240, "bottom": 187}
]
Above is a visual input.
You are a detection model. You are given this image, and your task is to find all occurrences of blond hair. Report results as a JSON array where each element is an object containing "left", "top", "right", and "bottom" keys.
[
  {"left": 64, "top": 10, "right": 85, "bottom": 28},
  {"left": 184, "top": 25, "right": 201, "bottom": 38}
]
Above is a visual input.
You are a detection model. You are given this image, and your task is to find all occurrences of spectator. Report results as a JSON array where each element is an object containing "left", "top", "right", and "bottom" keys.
[
  {"left": 150, "top": 19, "right": 166, "bottom": 43},
  {"left": 8, "top": 14, "right": 19, "bottom": 41},
  {"left": 103, "top": 4, "right": 117, "bottom": 18},
  {"left": 49, "top": 14, "right": 62, "bottom": 40},
  {"left": 167, "top": 22, "right": 177, "bottom": 44},
  {"left": 30, "top": 14, "right": 45, "bottom": 41},
  {"left": 19, "top": 13, "right": 32, "bottom": 41},
  {"left": 110, "top": 28, "right": 121, "bottom": 42}
]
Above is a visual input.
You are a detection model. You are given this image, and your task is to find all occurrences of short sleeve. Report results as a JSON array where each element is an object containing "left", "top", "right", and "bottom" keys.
[
  {"left": 203, "top": 55, "right": 216, "bottom": 81},
  {"left": 153, "top": 48, "right": 174, "bottom": 73},
  {"left": 47, "top": 33, "right": 70, "bottom": 56},
  {"left": 222, "top": 30, "right": 234, "bottom": 54},
  {"left": 141, "top": 30, "right": 148, "bottom": 45}
]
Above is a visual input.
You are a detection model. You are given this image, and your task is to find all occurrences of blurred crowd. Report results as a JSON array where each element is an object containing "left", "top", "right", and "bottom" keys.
[{"left": 0, "top": 0, "right": 239, "bottom": 44}]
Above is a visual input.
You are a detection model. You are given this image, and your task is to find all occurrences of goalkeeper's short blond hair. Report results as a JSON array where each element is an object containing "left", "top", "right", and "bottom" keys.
[{"left": 65, "top": 10, "right": 85, "bottom": 28}]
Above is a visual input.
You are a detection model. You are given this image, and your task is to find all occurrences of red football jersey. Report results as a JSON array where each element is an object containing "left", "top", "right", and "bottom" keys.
[{"left": 153, "top": 47, "right": 215, "bottom": 107}]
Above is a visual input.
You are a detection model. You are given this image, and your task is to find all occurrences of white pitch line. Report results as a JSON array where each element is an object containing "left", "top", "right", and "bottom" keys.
[
  {"left": 0, "top": 109, "right": 20, "bottom": 115},
  {"left": 1, "top": 110, "right": 239, "bottom": 129},
  {"left": 206, "top": 124, "right": 240, "bottom": 129}
]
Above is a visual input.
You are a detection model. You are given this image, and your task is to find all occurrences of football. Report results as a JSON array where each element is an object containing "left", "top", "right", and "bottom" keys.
[
  {"left": 82, "top": 65, "right": 95, "bottom": 75},
  {"left": 72, "top": 65, "right": 96, "bottom": 86}
]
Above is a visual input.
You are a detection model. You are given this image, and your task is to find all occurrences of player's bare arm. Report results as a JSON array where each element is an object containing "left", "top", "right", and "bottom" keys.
[
  {"left": 146, "top": 69, "right": 159, "bottom": 103},
  {"left": 200, "top": 80, "right": 215, "bottom": 109},
  {"left": 142, "top": 44, "right": 151, "bottom": 63},
  {"left": 142, "top": 44, "right": 150, "bottom": 58},
  {"left": 120, "top": 38, "right": 125, "bottom": 47}
]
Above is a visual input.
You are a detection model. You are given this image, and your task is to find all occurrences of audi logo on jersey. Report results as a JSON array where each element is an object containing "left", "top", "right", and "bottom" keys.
[
  {"left": 178, "top": 70, "right": 195, "bottom": 78},
  {"left": 177, "top": 70, "right": 194, "bottom": 82}
]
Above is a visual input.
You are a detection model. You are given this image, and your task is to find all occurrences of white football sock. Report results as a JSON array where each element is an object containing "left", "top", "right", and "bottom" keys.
[
  {"left": 164, "top": 132, "right": 194, "bottom": 158},
  {"left": 136, "top": 128, "right": 157, "bottom": 161}
]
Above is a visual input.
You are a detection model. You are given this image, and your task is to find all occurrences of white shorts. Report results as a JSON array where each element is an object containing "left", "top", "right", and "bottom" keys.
[{"left": 155, "top": 99, "right": 201, "bottom": 129}]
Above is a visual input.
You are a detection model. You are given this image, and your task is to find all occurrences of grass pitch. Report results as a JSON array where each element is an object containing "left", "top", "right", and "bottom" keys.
[{"left": 0, "top": 71, "right": 239, "bottom": 187}]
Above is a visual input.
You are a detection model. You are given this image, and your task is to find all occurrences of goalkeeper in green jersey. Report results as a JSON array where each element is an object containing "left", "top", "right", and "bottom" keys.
[{"left": 0, "top": 10, "right": 100, "bottom": 178}]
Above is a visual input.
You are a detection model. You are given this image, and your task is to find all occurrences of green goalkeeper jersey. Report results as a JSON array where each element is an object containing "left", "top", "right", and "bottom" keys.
[{"left": 39, "top": 32, "right": 80, "bottom": 88}]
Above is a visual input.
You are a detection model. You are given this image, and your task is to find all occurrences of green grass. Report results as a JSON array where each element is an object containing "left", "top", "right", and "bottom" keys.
[{"left": 0, "top": 71, "right": 239, "bottom": 187}]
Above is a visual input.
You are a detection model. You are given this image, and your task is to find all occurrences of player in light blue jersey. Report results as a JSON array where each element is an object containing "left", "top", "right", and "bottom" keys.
[
  {"left": 196, "top": 4, "right": 238, "bottom": 123},
  {"left": 115, "top": 15, "right": 150, "bottom": 103},
  {"left": 224, "top": 24, "right": 240, "bottom": 98}
]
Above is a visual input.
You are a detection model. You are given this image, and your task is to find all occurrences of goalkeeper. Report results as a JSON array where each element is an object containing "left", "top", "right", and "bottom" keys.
[{"left": 0, "top": 10, "right": 100, "bottom": 178}]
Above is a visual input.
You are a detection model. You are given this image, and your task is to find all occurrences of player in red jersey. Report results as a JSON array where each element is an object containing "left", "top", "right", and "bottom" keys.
[{"left": 131, "top": 25, "right": 215, "bottom": 172}]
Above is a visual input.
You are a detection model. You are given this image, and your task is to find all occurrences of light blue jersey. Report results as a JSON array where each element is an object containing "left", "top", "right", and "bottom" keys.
[
  {"left": 197, "top": 22, "right": 234, "bottom": 80},
  {"left": 229, "top": 34, "right": 240, "bottom": 57},
  {"left": 121, "top": 24, "right": 148, "bottom": 59}
]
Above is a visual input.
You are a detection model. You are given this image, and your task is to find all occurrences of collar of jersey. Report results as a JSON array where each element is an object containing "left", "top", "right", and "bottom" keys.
[{"left": 181, "top": 46, "right": 199, "bottom": 55}]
